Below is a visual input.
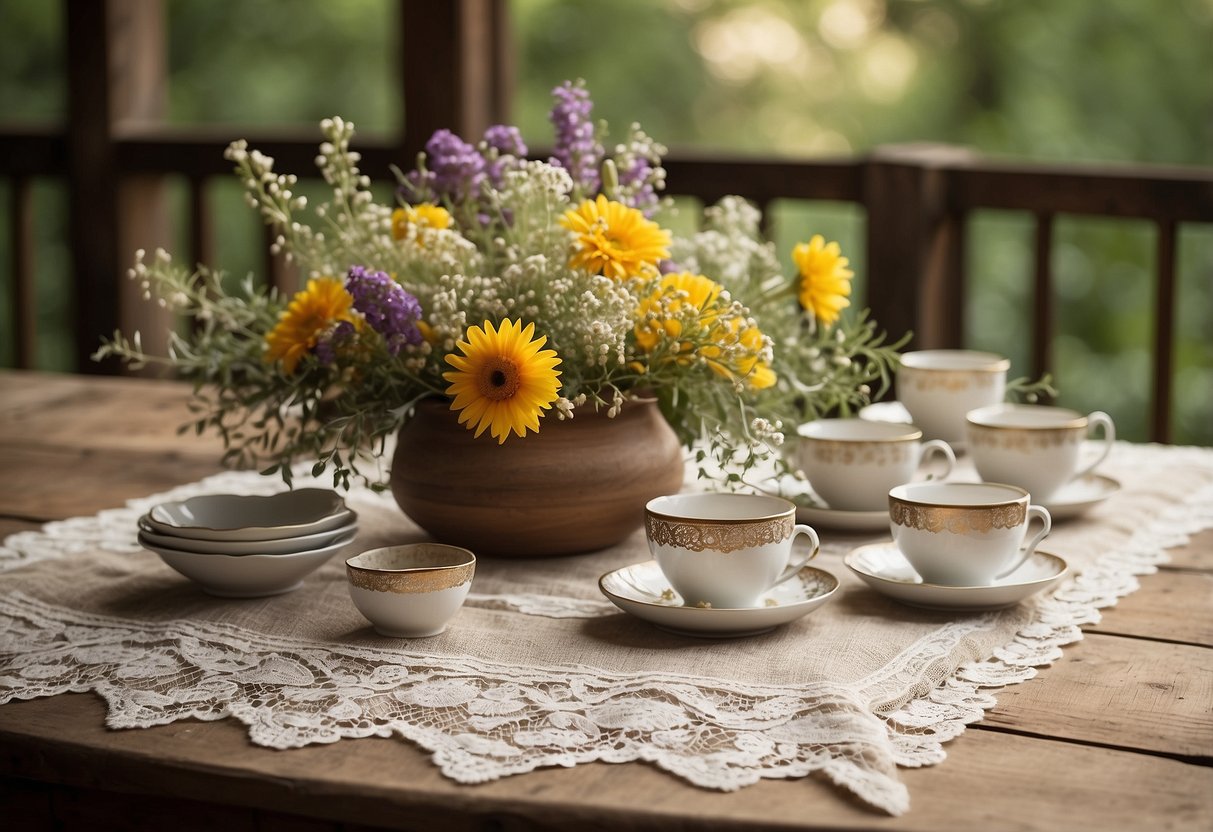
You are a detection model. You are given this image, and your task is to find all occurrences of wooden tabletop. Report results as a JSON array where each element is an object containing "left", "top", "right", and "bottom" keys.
[{"left": 1, "top": 369, "right": 1210, "bottom": 832}]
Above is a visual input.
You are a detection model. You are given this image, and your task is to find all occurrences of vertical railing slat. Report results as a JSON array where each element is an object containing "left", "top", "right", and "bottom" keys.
[
  {"left": 1031, "top": 213, "right": 1055, "bottom": 391},
  {"left": 187, "top": 175, "right": 212, "bottom": 272},
  {"left": 10, "top": 177, "right": 36, "bottom": 368},
  {"left": 1151, "top": 220, "right": 1177, "bottom": 443},
  {"left": 263, "top": 223, "right": 299, "bottom": 298}
]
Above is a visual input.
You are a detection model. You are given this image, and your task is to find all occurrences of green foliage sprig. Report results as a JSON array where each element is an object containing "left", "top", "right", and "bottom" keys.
[{"left": 96, "top": 101, "right": 903, "bottom": 490}]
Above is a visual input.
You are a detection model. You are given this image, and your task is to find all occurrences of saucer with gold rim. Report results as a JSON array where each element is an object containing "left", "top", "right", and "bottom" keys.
[
  {"left": 796, "top": 502, "right": 889, "bottom": 533},
  {"left": 859, "top": 401, "right": 967, "bottom": 453},
  {"left": 1039, "top": 474, "right": 1120, "bottom": 521},
  {"left": 599, "top": 560, "right": 838, "bottom": 638},
  {"left": 844, "top": 541, "right": 1068, "bottom": 611},
  {"left": 857, "top": 400, "right": 913, "bottom": 425}
]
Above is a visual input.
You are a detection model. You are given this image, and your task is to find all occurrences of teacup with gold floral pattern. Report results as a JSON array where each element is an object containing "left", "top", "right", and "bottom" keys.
[
  {"left": 898, "top": 350, "right": 1010, "bottom": 443},
  {"left": 796, "top": 418, "right": 956, "bottom": 511},
  {"left": 888, "top": 482, "right": 1051, "bottom": 586},
  {"left": 645, "top": 493, "right": 820, "bottom": 608},
  {"left": 346, "top": 543, "right": 475, "bottom": 637},
  {"left": 966, "top": 403, "right": 1115, "bottom": 503}
]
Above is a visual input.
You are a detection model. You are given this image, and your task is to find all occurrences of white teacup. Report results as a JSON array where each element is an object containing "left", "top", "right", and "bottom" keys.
[
  {"left": 888, "top": 482, "right": 1051, "bottom": 586},
  {"left": 796, "top": 419, "right": 956, "bottom": 511},
  {"left": 966, "top": 404, "right": 1115, "bottom": 503},
  {"left": 898, "top": 350, "right": 1010, "bottom": 443},
  {"left": 645, "top": 493, "right": 820, "bottom": 608},
  {"left": 346, "top": 543, "right": 475, "bottom": 637}
]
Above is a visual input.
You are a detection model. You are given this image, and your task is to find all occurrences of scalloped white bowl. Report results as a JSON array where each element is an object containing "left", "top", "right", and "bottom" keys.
[
  {"left": 140, "top": 529, "right": 356, "bottom": 597},
  {"left": 137, "top": 516, "right": 358, "bottom": 555},
  {"left": 145, "top": 489, "right": 351, "bottom": 542}
]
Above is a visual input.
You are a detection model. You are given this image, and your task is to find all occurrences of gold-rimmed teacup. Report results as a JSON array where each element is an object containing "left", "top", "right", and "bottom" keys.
[
  {"left": 645, "top": 493, "right": 820, "bottom": 608},
  {"left": 796, "top": 418, "right": 956, "bottom": 511},
  {"left": 888, "top": 482, "right": 1051, "bottom": 586},
  {"left": 898, "top": 350, "right": 1010, "bottom": 443},
  {"left": 966, "top": 404, "right": 1115, "bottom": 503},
  {"left": 346, "top": 543, "right": 475, "bottom": 637}
]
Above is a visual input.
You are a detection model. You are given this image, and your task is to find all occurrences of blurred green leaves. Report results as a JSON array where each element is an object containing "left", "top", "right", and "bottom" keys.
[{"left": 1, "top": 0, "right": 1210, "bottom": 442}]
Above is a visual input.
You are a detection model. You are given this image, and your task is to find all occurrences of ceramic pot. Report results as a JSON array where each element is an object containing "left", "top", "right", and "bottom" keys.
[{"left": 390, "top": 397, "right": 685, "bottom": 557}]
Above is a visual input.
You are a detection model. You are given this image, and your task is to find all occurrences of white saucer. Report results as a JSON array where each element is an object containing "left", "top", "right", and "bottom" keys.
[
  {"left": 1039, "top": 474, "right": 1120, "bottom": 521},
  {"left": 797, "top": 502, "right": 889, "bottom": 533},
  {"left": 844, "top": 541, "right": 1068, "bottom": 611},
  {"left": 858, "top": 400, "right": 912, "bottom": 424},
  {"left": 599, "top": 561, "right": 839, "bottom": 638},
  {"left": 858, "top": 401, "right": 966, "bottom": 451}
]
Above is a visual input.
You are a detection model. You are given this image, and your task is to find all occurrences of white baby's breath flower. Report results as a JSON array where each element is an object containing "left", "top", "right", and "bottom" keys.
[{"left": 99, "top": 99, "right": 902, "bottom": 494}]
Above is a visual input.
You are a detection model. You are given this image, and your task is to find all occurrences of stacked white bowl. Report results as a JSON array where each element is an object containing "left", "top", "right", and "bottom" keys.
[{"left": 137, "top": 488, "right": 357, "bottom": 597}]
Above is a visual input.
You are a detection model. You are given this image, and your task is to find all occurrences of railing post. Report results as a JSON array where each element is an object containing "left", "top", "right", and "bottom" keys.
[
  {"left": 65, "top": 0, "right": 120, "bottom": 372},
  {"left": 399, "top": 0, "right": 511, "bottom": 165},
  {"left": 66, "top": 0, "right": 172, "bottom": 374},
  {"left": 862, "top": 144, "right": 972, "bottom": 351}
]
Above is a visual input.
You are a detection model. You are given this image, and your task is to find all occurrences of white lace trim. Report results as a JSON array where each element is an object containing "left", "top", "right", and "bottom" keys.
[
  {"left": 0, "top": 591, "right": 910, "bottom": 813},
  {"left": 883, "top": 445, "right": 1213, "bottom": 769},
  {"left": 2, "top": 443, "right": 1212, "bottom": 816}
]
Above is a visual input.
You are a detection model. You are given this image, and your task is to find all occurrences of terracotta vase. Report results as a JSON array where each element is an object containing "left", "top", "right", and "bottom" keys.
[{"left": 390, "top": 397, "right": 685, "bottom": 557}]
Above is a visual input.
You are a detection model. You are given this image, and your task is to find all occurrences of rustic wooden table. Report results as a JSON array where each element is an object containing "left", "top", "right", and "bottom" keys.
[{"left": 1, "top": 370, "right": 1210, "bottom": 831}]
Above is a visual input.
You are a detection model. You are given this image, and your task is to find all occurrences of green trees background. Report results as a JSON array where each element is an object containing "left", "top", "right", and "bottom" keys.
[{"left": 2, "top": 0, "right": 1211, "bottom": 443}]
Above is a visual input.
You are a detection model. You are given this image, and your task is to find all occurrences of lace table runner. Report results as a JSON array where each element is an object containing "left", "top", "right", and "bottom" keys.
[{"left": 2, "top": 442, "right": 1212, "bottom": 815}]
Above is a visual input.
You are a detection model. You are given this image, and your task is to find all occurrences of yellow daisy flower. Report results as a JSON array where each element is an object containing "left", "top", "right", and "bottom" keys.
[
  {"left": 634, "top": 272, "right": 722, "bottom": 353},
  {"left": 391, "top": 203, "right": 453, "bottom": 241},
  {"left": 793, "top": 234, "right": 853, "bottom": 325},
  {"left": 701, "top": 318, "right": 777, "bottom": 390},
  {"left": 442, "top": 319, "right": 563, "bottom": 443},
  {"left": 636, "top": 272, "right": 775, "bottom": 389},
  {"left": 264, "top": 277, "right": 356, "bottom": 375},
  {"left": 561, "top": 194, "right": 671, "bottom": 280}
]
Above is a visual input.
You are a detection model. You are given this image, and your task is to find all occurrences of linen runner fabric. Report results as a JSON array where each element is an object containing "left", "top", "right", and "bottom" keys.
[{"left": 2, "top": 442, "right": 1211, "bottom": 815}]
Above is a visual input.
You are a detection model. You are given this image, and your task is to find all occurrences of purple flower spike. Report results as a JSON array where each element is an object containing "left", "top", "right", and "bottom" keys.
[
  {"left": 482, "top": 124, "right": 527, "bottom": 188},
  {"left": 483, "top": 124, "right": 527, "bottom": 158},
  {"left": 421, "top": 129, "right": 486, "bottom": 203},
  {"left": 345, "top": 266, "right": 423, "bottom": 356},
  {"left": 549, "top": 81, "right": 602, "bottom": 193},
  {"left": 619, "top": 157, "right": 658, "bottom": 212}
]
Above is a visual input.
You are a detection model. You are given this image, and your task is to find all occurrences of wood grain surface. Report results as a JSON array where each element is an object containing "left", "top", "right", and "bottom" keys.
[{"left": 2, "top": 370, "right": 1211, "bottom": 831}]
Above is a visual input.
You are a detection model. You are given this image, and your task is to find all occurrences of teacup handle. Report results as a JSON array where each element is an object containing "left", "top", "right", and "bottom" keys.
[
  {"left": 774, "top": 524, "right": 821, "bottom": 587},
  {"left": 917, "top": 439, "right": 957, "bottom": 481},
  {"left": 1073, "top": 411, "right": 1115, "bottom": 481},
  {"left": 995, "top": 505, "right": 1052, "bottom": 579}
]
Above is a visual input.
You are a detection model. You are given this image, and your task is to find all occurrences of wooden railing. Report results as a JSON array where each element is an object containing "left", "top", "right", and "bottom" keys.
[
  {"left": 657, "top": 149, "right": 1213, "bottom": 443},
  {"left": 4, "top": 0, "right": 1213, "bottom": 443}
]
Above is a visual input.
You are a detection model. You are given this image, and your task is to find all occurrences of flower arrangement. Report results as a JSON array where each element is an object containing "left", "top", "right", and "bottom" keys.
[{"left": 97, "top": 80, "right": 902, "bottom": 491}]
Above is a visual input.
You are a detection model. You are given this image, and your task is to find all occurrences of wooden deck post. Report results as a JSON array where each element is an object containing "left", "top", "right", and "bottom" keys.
[
  {"left": 862, "top": 144, "right": 973, "bottom": 351},
  {"left": 65, "top": 0, "right": 121, "bottom": 372},
  {"left": 399, "top": 0, "right": 512, "bottom": 164},
  {"left": 66, "top": 0, "right": 173, "bottom": 373}
]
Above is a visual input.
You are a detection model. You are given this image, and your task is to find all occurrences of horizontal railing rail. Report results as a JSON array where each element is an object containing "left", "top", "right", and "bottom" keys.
[
  {"left": 4, "top": 2, "right": 1213, "bottom": 442},
  {"left": 4, "top": 125, "right": 1213, "bottom": 442}
]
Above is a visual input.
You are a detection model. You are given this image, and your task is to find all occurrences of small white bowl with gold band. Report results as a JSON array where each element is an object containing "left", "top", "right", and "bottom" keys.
[{"left": 346, "top": 543, "right": 476, "bottom": 638}]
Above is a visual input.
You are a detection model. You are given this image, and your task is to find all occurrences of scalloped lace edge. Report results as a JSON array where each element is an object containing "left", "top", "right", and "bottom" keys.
[{"left": 2, "top": 445, "right": 1211, "bottom": 817}]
